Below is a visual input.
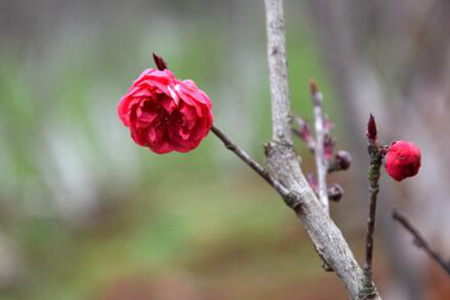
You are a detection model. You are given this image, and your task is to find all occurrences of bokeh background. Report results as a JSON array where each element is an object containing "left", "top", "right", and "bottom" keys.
[{"left": 1, "top": 0, "right": 450, "bottom": 299}]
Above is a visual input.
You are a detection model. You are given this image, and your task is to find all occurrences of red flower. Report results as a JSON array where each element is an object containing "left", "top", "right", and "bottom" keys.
[
  {"left": 385, "top": 141, "right": 421, "bottom": 181},
  {"left": 118, "top": 68, "right": 213, "bottom": 154}
]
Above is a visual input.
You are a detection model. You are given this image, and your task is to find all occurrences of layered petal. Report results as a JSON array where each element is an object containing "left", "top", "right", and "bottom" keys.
[{"left": 117, "top": 67, "right": 213, "bottom": 154}]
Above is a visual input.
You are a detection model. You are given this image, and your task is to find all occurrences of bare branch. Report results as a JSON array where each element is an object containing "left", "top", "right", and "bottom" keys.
[
  {"left": 363, "top": 142, "right": 383, "bottom": 294},
  {"left": 393, "top": 210, "right": 450, "bottom": 276},
  {"left": 264, "top": 0, "right": 381, "bottom": 298},
  {"left": 211, "top": 124, "right": 290, "bottom": 199},
  {"left": 310, "top": 80, "right": 329, "bottom": 211}
]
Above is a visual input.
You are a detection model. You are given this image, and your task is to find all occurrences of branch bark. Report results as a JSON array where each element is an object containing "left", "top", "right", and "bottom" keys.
[
  {"left": 263, "top": 0, "right": 381, "bottom": 298},
  {"left": 211, "top": 124, "right": 290, "bottom": 199},
  {"left": 363, "top": 140, "right": 384, "bottom": 295},
  {"left": 311, "top": 81, "right": 330, "bottom": 211}
]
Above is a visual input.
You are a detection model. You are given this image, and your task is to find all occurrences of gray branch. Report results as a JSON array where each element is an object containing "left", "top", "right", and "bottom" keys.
[
  {"left": 311, "top": 83, "right": 330, "bottom": 211},
  {"left": 263, "top": 0, "right": 381, "bottom": 298},
  {"left": 211, "top": 124, "right": 291, "bottom": 199},
  {"left": 393, "top": 210, "right": 450, "bottom": 276}
]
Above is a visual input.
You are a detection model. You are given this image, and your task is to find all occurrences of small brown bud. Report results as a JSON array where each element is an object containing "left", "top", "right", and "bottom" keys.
[
  {"left": 367, "top": 113, "right": 378, "bottom": 144},
  {"left": 335, "top": 150, "right": 352, "bottom": 170},
  {"left": 152, "top": 52, "right": 168, "bottom": 71},
  {"left": 328, "top": 184, "right": 344, "bottom": 202},
  {"left": 327, "top": 150, "right": 352, "bottom": 173}
]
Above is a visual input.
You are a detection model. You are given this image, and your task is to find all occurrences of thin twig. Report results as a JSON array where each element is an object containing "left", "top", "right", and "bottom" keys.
[
  {"left": 363, "top": 146, "right": 382, "bottom": 280},
  {"left": 211, "top": 125, "right": 290, "bottom": 199},
  {"left": 362, "top": 115, "right": 383, "bottom": 296},
  {"left": 311, "top": 81, "right": 329, "bottom": 212},
  {"left": 393, "top": 210, "right": 450, "bottom": 276}
]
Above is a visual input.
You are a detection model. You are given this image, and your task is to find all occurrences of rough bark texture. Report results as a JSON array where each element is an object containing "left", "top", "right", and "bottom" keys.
[{"left": 263, "top": 0, "right": 381, "bottom": 299}]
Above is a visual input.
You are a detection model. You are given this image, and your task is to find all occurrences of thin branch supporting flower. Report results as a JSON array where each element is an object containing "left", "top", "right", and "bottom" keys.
[
  {"left": 393, "top": 210, "right": 450, "bottom": 276},
  {"left": 211, "top": 125, "right": 291, "bottom": 200},
  {"left": 362, "top": 114, "right": 384, "bottom": 297}
]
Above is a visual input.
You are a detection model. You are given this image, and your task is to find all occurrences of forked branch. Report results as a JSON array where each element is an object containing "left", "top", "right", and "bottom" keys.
[{"left": 263, "top": 0, "right": 381, "bottom": 298}]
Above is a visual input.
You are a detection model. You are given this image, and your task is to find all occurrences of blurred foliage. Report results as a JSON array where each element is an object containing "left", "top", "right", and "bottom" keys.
[{"left": 0, "top": 1, "right": 348, "bottom": 299}]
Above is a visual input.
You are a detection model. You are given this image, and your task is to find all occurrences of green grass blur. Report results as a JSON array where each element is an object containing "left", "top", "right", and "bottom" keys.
[{"left": 0, "top": 3, "right": 349, "bottom": 299}]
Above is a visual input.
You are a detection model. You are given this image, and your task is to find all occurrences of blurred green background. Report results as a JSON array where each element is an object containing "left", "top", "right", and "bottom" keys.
[
  {"left": 2, "top": 0, "right": 450, "bottom": 299},
  {"left": 0, "top": 1, "right": 347, "bottom": 299}
]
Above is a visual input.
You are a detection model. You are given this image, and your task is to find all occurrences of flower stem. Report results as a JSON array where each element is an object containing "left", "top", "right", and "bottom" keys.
[
  {"left": 362, "top": 143, "right": 383, "bottom": 293},
  {"left": 210, "top": 124, "right": 291, "bottom": 200}
]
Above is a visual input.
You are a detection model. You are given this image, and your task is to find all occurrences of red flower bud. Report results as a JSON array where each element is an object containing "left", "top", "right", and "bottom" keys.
[
  {"left": 366, "top": 113, "right": 377, "bottom": 144},
  {"left": 385, "top": 141, "right": 421, "bottom": 181},
  {"left": 118, "top": 67, "right": 213, "bottom": 154}
]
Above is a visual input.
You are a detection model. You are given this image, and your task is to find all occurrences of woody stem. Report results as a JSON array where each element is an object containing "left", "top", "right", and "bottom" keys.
[
  {"left": 210, "top": 124, "right": 290, "bottom": 199},
  {"left": 363, "top": 143, "right": 383, "bottom": 293},
  {"left": 311, "top": 86, "right": 329, "bottom": 212}
]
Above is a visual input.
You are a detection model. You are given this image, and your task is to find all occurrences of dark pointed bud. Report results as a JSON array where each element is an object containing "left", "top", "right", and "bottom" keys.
[
  {"left": 152, "top": 52, "right": 168, "bottom": 71},
  {"left": 367, "top": 113, "right": 378, "bottom": 144},
  {"left": 328, "top": 184, "right": 344, "bottom": 202},
  {"left": 335, "top": 150, "right": 352, "bottom": 170}
]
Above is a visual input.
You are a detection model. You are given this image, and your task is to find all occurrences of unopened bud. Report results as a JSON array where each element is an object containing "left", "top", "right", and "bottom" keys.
[
  {"left": 152, "top": 52, "right": 168, "bottom": 71},
  {"left": 335, "top": 150, "right": 352, "bottom": 170},
  {"left": 328, "top": 184, "right": 344, "bottom": 202},
  {"left": 328, "top": 151, "right": 352, "bottom": 172},
  {"left": 367, "top": 113, "right": 378, "bottom": 144},
  {"left": 385, "top": 141, "right": 421, "bottom": 181}
]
